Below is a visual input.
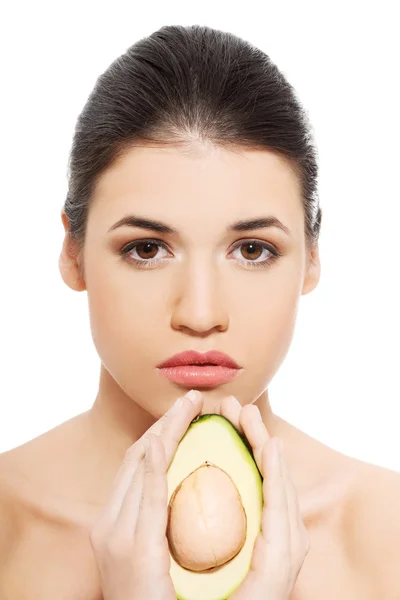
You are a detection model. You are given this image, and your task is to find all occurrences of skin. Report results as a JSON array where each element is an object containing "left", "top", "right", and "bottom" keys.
[{"left": 0, "top": 142, "right": 399, "bottom": 599}]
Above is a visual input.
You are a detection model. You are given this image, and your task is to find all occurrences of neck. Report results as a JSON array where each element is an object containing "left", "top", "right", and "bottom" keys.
[{"left": 88, "top": 365, "right": 156, "bottom": 458}]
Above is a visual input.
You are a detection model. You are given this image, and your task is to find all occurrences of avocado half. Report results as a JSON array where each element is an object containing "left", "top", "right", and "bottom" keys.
[{"left": 166, "top": 414, "right": 263, "bottom": 600}]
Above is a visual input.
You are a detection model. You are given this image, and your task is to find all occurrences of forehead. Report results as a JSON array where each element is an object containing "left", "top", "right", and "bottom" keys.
[{"left": 90, "top": 144, "right": 304, "bottom": 238}]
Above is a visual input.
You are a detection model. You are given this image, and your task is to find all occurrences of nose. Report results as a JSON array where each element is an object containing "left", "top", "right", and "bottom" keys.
[{"left": 170, "top": 261, "right": 229, "bottom": 336}]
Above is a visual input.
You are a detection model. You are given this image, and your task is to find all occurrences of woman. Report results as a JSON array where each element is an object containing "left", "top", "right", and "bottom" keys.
[{"left": 0, "top": 23, "right": 399, "bottom": 600}]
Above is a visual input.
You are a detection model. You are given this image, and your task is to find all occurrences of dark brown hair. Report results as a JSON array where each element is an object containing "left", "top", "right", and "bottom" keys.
[{"left": 64, "top": 24, "right": 322, "bottom": 271}]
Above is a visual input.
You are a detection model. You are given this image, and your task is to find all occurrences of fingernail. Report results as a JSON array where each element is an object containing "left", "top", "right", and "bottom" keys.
[
  {"left": 230, "top": 395, "right": 242, "bottom": 408},
  {"left": 170, "top": 396, "right": 184, "bottom": 414},
  {"left": 278, "top": 438, "right": 283, "bottom": 453},
  {"left": 142, "top": 437, "right": 150, "bottom": 452},
  {"left": 254, "top": 405, "right": 263, "bottom": 421},
  {"left": 185, "top": 389, "right": 202, "bottom": 403}
]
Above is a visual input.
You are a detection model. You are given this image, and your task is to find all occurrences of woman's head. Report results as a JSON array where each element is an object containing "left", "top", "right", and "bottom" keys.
[{"left": 59, "top": 24, "right": 322, "bottom": 417}]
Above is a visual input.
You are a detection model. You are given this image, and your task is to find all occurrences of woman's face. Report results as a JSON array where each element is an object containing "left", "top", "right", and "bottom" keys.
[{"left": 61, "top": 143, "right": 320, "bottom": 417}]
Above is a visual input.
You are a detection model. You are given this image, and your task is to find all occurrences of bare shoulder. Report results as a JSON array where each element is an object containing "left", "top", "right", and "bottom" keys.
[
  {"left": 346, "top": 459, "right": 400, "bottom": 598},
  {"left": 0, "top": 435, "right": 102, "bottom": 600},
  {"left": 0, "top": 412, "right": 104, "bottom": 538},
  {"left": 0, "top": 436, "right": 47, "bottom": 521},
  {"left": 0, "top": 448, "right": 25, "bottom": 570},
  {"left": 0, "top": 414, "right": 86, "bottom": 532},
  {"left": 0, "top": 421, "right": 87, "bottom": 585},
  {"left": 0, "top": 427, "right": 63, "bottom": 514}
]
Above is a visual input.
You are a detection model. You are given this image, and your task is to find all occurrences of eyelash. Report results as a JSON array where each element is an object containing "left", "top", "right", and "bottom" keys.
[{"left": 119, "top": 238, "right": 282, "bottom": 270}]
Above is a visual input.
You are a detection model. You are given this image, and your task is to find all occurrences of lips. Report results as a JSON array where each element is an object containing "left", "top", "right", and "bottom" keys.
[{"left": 157, "top": 349, "right": 241, "bottom": 370}]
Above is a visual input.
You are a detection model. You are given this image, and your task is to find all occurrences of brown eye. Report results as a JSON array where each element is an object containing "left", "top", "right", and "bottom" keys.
[
  {"left": 239, "top": 242, "right": 264, "bottom": 261},
  {"left": 134, "top": 242, "right": 159, "bottom": 260},
  {"left": 119, "top": 239, "right": 170, "bottom": 268},
  {"left": 119, "top": 238, "right": 281, "bottom": 271},
  {"left": 230, "top": 240, "right": 280, "bottom": 270}
]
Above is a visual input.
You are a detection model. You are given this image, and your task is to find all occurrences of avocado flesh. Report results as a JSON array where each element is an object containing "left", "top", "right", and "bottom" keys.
[{"left": 166, "top": 414, "right": 263, "bottom": 600}]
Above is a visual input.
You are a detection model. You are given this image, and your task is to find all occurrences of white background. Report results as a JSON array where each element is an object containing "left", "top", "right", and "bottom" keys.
[{"left": 1, "top": 1, "right": 399, "bottom": 469}]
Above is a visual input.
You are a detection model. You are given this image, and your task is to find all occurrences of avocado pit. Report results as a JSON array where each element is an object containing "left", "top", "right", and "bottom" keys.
[{"left": 166, "top": 462, "right": 247, "bottom": 572}]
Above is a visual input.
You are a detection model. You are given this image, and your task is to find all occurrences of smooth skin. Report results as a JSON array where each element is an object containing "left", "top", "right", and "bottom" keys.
[
  {"left": 1, "top": 142, "right": 400, "bottom": 599},
  {"left": 90, "top": 389, "right": 309, "bottom": 600}
]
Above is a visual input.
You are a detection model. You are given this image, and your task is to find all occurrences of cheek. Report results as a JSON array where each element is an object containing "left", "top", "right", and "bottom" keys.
[
  {"left": 85, "top": 257, "right": 170, "bottom": 400},
  {"left": 86, "top": 279, "right": 169, "bottom": 416},
  {"left": 85, "top": 249, "right": 160, "bottom": 343},
  {"left": 235, "top": 267, "right": 302, "bottom": 383},
  {"left": 87, "top": 277, "right": 157, "bottom": 360},
  {"left": 259, "top": 291, "right": 299, "bottom": 363}
]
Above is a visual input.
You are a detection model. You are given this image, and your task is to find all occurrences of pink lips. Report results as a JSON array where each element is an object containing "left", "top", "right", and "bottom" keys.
[{"left": 156, "top": 349, "right": 242, "bottom": 387}]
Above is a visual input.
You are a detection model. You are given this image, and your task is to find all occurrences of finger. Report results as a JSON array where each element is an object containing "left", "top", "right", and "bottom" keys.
[
  {"left": 96, "top": 437, "right": 148, "bottom": 527},
  {"left": 216, "top": 396, "right": 244, "bottom": 433},
  {"left": 135, "top": 434, "right": 169, "bottom": 548},
  {"left": 244, "top": 438, "right": 290, "bottom": 596},
  {"left": 277, "top": 446, "right": 310, "bottom": 585},
  {"left": 147, "top": 390, "right": 202, "bottom": 437},
  {"left": 239, "top": 404, "right": 270, "bottom": 474},
  {"left": 279, "top": 445, "right": 309, "bottom": 551},
  {"left": 113, "top": 452, "right": 146, "bottom": 538},
  {"left": 260, "top": 439, "right": 290, "bottom": 572},
  {"left": 98, "top": 394, "right": 186, "bottom": 522},
  {"left": 159, "top": 390, "right": 204, "bottom": 464},
  {"left": 97, "top": 391, "right": 203, "bottom": 528}
]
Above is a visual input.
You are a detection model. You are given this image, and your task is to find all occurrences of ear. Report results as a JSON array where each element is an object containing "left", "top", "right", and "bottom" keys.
[
  {"left": 301, "top": 243, "right": 321, "bottom": 295},
  {"left": 58, "top": 210, "right": 86, "bottom": 292}
]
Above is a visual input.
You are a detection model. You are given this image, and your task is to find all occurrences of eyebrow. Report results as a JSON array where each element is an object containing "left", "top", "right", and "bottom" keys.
[{"left": 108, "top": 214, "right": 291, "bottom": 237}]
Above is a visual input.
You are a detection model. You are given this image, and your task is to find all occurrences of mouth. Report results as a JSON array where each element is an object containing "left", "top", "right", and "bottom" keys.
[
  {"left": 157, "top": 364, "right": 242, "bottom": 387},
  {"left": 156, "top": 349, "right": 242, "bottom": 387}
]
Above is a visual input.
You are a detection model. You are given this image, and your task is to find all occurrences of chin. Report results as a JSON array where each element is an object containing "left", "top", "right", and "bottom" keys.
[
  {"left": 198, "top": 394, "right": 220, "bottom": 415},
  {"left": 199, "top": 405, "right": 213, "bottom": 416}
]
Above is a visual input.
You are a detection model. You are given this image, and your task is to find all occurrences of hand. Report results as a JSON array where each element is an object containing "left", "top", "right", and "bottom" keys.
[
  {"left": 88, "top": 389, "right": 204, "bottom": 600},
  {"left": 214, "top": 397, "right": 310, "bottom": 600}
]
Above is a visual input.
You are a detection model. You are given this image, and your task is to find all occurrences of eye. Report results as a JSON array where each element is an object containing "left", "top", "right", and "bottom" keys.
[
  {"left": 119, "top": 238, "right": 281, "bottom": 270},
  {"left": 229, "top": 240, "right": 281, "bottom": 270},
  {"left": 120, "top": 239, "right": 170, "bottom": 267}
]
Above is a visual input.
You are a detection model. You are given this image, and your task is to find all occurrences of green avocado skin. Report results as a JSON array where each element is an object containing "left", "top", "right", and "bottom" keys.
[{"left": 189, "top": 413, "right": 263, "bottom": 481}]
